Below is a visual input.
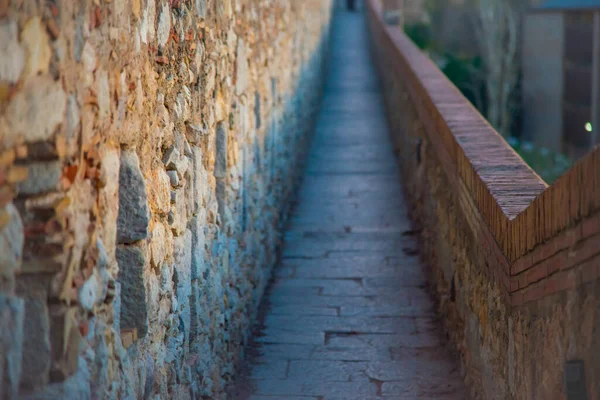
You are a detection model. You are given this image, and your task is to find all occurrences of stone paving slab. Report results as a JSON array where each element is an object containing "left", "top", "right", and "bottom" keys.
[{"left": 230, "top": 9, "right": 465, "bottom": 400}]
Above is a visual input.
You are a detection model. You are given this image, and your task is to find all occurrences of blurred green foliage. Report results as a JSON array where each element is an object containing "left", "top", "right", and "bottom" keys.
[
  {"left": 438, "top": 53, "right": 485, "bottom": 113},
  {"left": 403, "top": 22, "right": 432, "bottom": 50},
  {"left": 403, "top": 22, "right": 573, "bottom": 184},
  {"left": 507, "top": 137, "right": 573, "bottom": 184}
]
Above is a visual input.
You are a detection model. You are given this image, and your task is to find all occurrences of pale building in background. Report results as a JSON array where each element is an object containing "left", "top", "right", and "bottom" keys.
[{"left": 523, "top": 0, "right": 600, "bottom": 158}]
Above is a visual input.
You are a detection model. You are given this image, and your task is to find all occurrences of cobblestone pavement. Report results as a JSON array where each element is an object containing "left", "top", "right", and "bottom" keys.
[{"left": 230, "top": 9, "right": 466, "bottom": 400}]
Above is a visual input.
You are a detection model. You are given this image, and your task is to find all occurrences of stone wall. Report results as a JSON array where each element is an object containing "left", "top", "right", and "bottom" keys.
[
  {"left": 0, "top": 0, "right": 333, "bottom": 398},
  {"left": 367, "top": 0, "right": 600, "bottom": 399}
]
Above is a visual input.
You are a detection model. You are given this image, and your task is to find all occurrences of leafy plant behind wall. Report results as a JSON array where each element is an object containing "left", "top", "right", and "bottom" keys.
[{"left": 403, "top": 21, "right": 573, "bottom": 184}]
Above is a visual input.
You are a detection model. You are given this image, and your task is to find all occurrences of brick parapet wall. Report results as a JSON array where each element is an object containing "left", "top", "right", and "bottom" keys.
[
  {"left": 0, "top": 1, "right": 333, "bottom": 398},
  {"left": 367, "top": 0, "right": 600, "bottom": 398}
]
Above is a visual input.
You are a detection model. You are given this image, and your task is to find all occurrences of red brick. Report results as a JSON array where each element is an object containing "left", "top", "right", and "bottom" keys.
[
  {"left": 512, "top": 266, "right": 580, "bottom": 306},
  {"left": 518, "top": 273, "right": 528, "bottom": 290},
  {"left": 543, "top": 269, "right": 577, "bottom": 297},
  {"left": 532, "top": 242, "right": 552, "bottom": 266},
  {"left": 531, "top": 225, "right": 582, "bottom": 267},
  {"left": 510, "top": 277, "right": 519, "bottom": 293},
  {"left": 577, "top": 253, "right": 600, "bottom": 285},
  {"left": 581, "top": 213, "right": 600, "bottom": 239},
  {"left": 545, "top": 250, "right": 567, "bottom": 275},
  {"left": 511, "top": 291, "right": 524, "bottom": 307},
  {"left": 512, "top": 254, "right": 533, "bottom": 275},
  {"left": 522, "top": 283, "right": 545, "bottom": 304},
  {"left": 564, "top": 234, "right": 600, "bottom": 272},
  {"left": 526, "top": 263, "right": 548, "bottom": 285}
]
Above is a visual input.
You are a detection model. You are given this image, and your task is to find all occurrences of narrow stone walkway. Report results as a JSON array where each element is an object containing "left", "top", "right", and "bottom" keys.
[{"left": 231, "top": 9, "right": 465, "bottom": 400}]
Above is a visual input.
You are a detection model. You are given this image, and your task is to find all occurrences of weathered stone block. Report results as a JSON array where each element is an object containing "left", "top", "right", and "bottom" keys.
[
  {"left": 17, "top": 161, "right": 62, "bottom": 195},
  {"left": 0, "top": 294, "right": 24, "bottom": 399},
  {"left": 21, "top": 17, "right": 52, "bottom": 79},
  {"left": 157, "top": 3, "right": 171, "bottom": 48},
  {"left": 0, "top": 20, "right": 25, "bottom": 84},
  {"left": 150, "top": 222, "right": 171, "bottom": 267},
  {"left": 117, "top": 150, "right": 150, "bottom": 244},
  {"left": 16, "top": 276, "right": 51, "bottom": 391},
  {"left": 185, "top": 123, "right": 205, "bottom": 146},
  {"left": 167, "top": 170, "right": 179, "bottom": 187},
  {"left": 3, "top": 77, "right": 67, "bottom": 147},
  {"left": 215, "top": 122, "right": 227, "bottom": 180},
  {"left": 189, "top": 216, "right": 207, "bottom": 281},
  {"left": 0, "top": 0, "right": 334, "bottom": 397},
  {"left": 143, "top": 354, "right": 154, "bottom": 400},
  {"left": 116, "top": 244, "right": 148, "bottom": 337},
  {"left": 170, "top": 186, "right": 190, "bottom": 236},
  {"left": 48, "top": 306, "right": 81, "bottom": 382},
  {"left": 173, "top": 230, "right": 192, "bottom": 342},
  {"left": 0, "top": 203, "right": 24, "bottom": 281},
  {"left": 195, "top": 0, "right": 207, "bottom": 18},
  {"left": 148, "top": 168, "right": 171, "bottom": 215},
  {"left": 78, "top": 268, "right": 111, "bottom": 312},
  {"left": 235, "top": 40, "right": 249, "bottom": 95},
  {"left": 17, "top": 355, "right": 91, "bottom": 400},
  {"left": 162, "top": 147, "right": 180, "bottom": 171}
]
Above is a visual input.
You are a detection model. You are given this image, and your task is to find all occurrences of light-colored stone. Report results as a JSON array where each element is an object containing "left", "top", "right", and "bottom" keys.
[
  {"left": 96, "top": 70, "right": 111, "bottom": 122},
  {"left": 173, "top": 230, "right": 192, "bottom": 341},
  {"left": 0, "top": 203, "right": 24, "bottom": 278},
  {"left": 148, "top": 167, "right": 171, "bottom": 215},
  {"left": 150, "top": 222, "right": 170, "bottom": 267},
  {"left": 235, "top": 39, "right": 250, "bottom": 95},
  {"left": 170, "top": 187, "right": 189, "bottom": 236},
  {"left": 81, "top": 41, "right": 97, "bottom": 73},
  {"left": 132, "top": 0, "right": 141, "bottom": 18},
  {"left": 0, "top": 20, "right": 26, "bottom": 83},
  {"left": 4, "top": 76, "right": 67, "bottom": 147},
  {"left": 65, "top": 95, "right": 81, "bottom": 141},
  {"left": 167, "top": 170, "right": 179, "bottom": 187},
  {"left": 174, "top": 92, "right": 189, "bottom": 121},
  {"left": 185, "top": 123, "right": 205, "bottom": 145},
  {"left": 195, "top": 0, "right": 207, "bottom": 18},
  {"left": 141, "top": 0, "right": 156, "bottom": 44},
  {"left": 157, "top": 3, "right": 171, "bottom": 48},
  {"left": 98, "top": 148, "right": 120, "bottom": 260},
  {"left": 79, "top": 268, "right": 111, "bottom": 312},
  {"left": 162, "top": 146, "right": 181, "bottom": 171},
  {"left": 21, "top": 17, "right": 52, "bottom": 78}
]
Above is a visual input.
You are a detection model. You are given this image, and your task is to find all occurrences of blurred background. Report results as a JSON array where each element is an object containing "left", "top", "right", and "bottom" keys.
[{"left": 391, "top": 0, "right": 600, "bottom": 184}]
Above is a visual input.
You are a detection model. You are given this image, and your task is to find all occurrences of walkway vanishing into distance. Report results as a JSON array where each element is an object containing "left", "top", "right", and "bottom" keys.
[{"left": 231, "top": 10, "right": 465, "bottom": 400}]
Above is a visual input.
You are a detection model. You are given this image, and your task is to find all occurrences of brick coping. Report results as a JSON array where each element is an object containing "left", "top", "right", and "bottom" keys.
[{"left": 366, "top": 0, "right": 600, "bottom": 306}]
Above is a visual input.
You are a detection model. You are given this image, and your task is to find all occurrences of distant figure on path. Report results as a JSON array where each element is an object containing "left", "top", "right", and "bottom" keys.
[{"left": 347, "top": 0, "right": 356, "bottom": 11}]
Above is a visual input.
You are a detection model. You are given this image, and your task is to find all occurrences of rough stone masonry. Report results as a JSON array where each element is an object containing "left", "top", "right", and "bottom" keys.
[{"left": 0, "top": 0, "right": 333, "bottom": 398}]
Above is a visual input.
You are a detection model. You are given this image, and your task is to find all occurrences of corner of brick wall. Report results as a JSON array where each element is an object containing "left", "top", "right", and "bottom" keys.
[
  {"left": 0, "top": 0, "right": 334, "bottom": 398},
  {"left": 366, "top": 2, "right": 600, "bottom": 398}
]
